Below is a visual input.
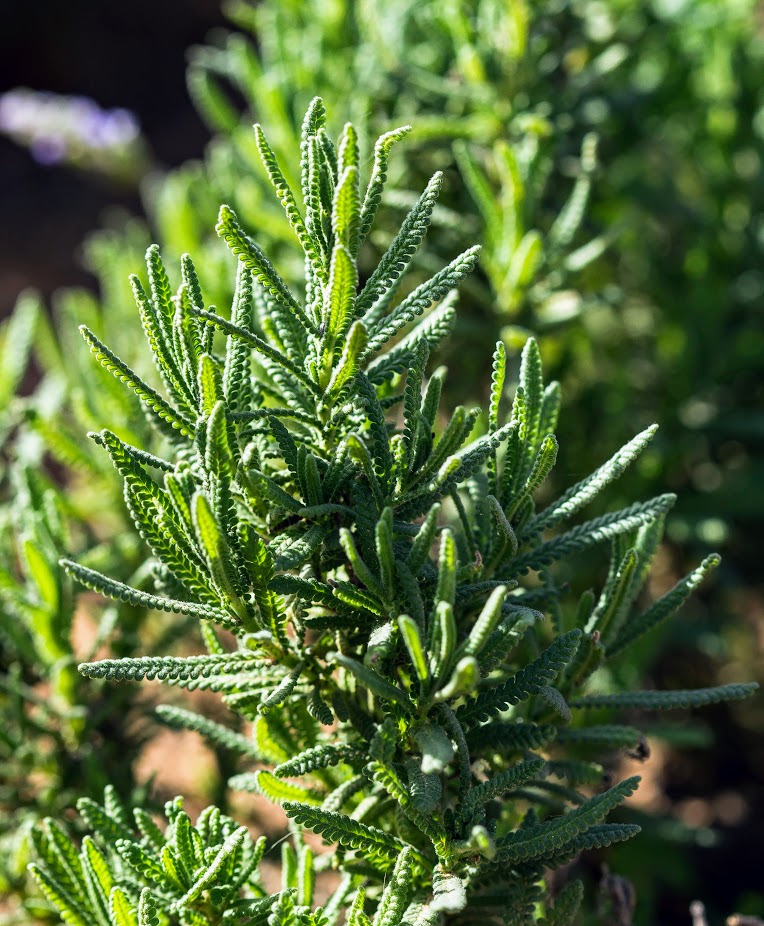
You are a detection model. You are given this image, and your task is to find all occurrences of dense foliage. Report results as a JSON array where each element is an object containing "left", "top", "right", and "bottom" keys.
[
  {"left": 26, "top": 103, "right": 756, "bottom": 925},
  {"left": 1, "top": 1, "right": 761, "bottom": 922}
]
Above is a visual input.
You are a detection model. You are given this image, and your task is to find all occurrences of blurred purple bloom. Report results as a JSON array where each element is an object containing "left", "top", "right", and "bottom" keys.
[
  {"left": 30, "top": 137, "right": 68, "bottom": 165},
  {"left": 0, "top": 87, "right": 141, "bottom": 167}
]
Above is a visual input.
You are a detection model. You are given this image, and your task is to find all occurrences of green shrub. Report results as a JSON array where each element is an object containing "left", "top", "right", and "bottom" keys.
[
  {"left": 28, "top": 102, "right": 756, "bottom": 925},
  {"left": 4, "top": 1, "right": 762, "bottom": 919}
]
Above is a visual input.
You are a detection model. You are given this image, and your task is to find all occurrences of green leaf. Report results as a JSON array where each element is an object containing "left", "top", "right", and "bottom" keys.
[
  {"left": 571, "top": 683, "right": 758, "bottom": 711},
  {"left": 460, "top": 758, "right": 545, "bottom": 821},
  {"left": 137, "top": 890, "right": 158, "bottom": 926},
  {"left": 375, "top": 508, "right": 395, "bottom": 601},
  {"left": 132, "top": 273, "right": 195, "bottom": 412},
  {"left": 197, "top": 352, "right": 223, "bottom": 415},
  {"left": 405, "top": 760, "right": 442, "bottom": 815},
  {"left": 325, "top": 320, "right": 368, "bottom": 399},
  {"left": 434, "top": 528, "right": 457, "bottom": 609},
  {"left": 331, "top": 581, "right": 384, "bottom": 618},
  {"left": 477, "top": 606, "right": 543, "bottom": 676},
  {"left": 80, "top": 837, "right": 112, "bottom": 926},
  {"left": 0, "top": 290, "right": 39, "bottom": 406},
  {"left": 337, "top": 120, "right": 359, "bottom": 174},
  {"left": 529, "top": 426, "right": 659, "bottom": 533},
  {"left": 259, "top": 662, "right": 305, "bottom": 714},
  {"left": 505, "top": 230, "right": 542, "bottom": 292},
  {"left": 339, "top": 528, "right": 384, "bottom": 599},
  {"left": 457, "top": 629, "right": 582, "bottom": 728},
  {"left": 271, "top": 523, "right": 328, "bottom": 571},
  {"left": 429, "top": 601, "right": 457, "bottom": 689},
  {"left": 232, "top": 771, "right": 324, "bottom": 808},
  {"left": 28, "top": 864, "right": 90, "bottom": 926},
  {"left": 254, "top": 123, "right": 324, "bottom": 278},
  {"left": 80, "top": 326, "right": 194, "bottom": 438},
  {"left": 75, "top": 799, "right": 133, "bottom": 846},
  {"left": 22, "top": 538, "right": 59, "bottom": 612},
  {"left": 145, "top": 243, "right": 174, "bottom": 322},
  {"left": 222, "top": 263, "right": 255, "bottom": 414},
  {"left": 542, "top": 879, "right": 584, "bottom": 926},
  {"left": 406, "top": 503, "right": 441, "bottom": 575},
  {"left": 114, "top": 840, "right": 177, "bottom": 893},
  {"left": 156, "top": 704, "right": 261, "bottom": 758},
  {"left": 62, "top": 560, "right": 225, "bottom": 623},
  {"left": 346, "top": 432, "right": 386, "bottom": 509},
  {"left": 495, "top": 776, "right": 640, "bottom": 864},
  {"left": 459, "top": 585, "right": 508, "bottom": 658},
  {"left": 555, "top": 725, "right": 644, "bottom": 750},
  {"left": 608, "top": 554, "right": 720, "bottom": 657},
  {"left": 171, "top": 826, "right": 249, "bottom": 911},
  {"left": 320, "top": 244, "right": 358, "bottom": 385},
  {"left": 366, "top": 299, "right": 455, "bottom": 385},
  {"left": 466, "top": 721, "right": 557, "bottom": 754},
  {"left": 489, "top": 341, "right": 507, "bottom": 434},
  {"left": 367, "top": 751, "right": 447, "bottom": 844},
  {"left": 192, "top": 493, "right": 249, "bottom": 624},
  {"left": 505, "top": 434, "right": 558, "bottom": 520},
  {"left": 78, "top": 651, "right": 267, "bottom": 685},
  {"left": 281, "top": 803, "right": 406, "bottom": 862},
  {"left": 510, "top": 495, "right": 676, "bottom": 575},
  {"left": 586, "top": 548, "right": 638, "bottom": 644},
  {"left": 549, "top": 134, "right": 597, "bottom": 248},
  {"left": 108, "top": 887, "right": 136, "bottom": 926},
  {"left": 431, "top": 867, "right": 467, "bottom": 915},
  {"left": 412, "top": 722, "right": 454, "bottom": 773},
  {"left": 333, "top": 163, "right": 361, "bottom": 258},
  {"left": 274, "top": 743, "right": 364, "bottom": 778},
  {"left": 357, "top": 172, "right": 442, "bottom": 317},
  {"left": 374, "top": 848, "right": 415, "bottom": 926},
  {"left": 329, "top": 652, "right": 412, "bottom": 714},
  {"left": 216, "top": 204, "right": 316, "bottom": 334},
  {"left": 435, "top": 655, "right": 480, "bottom": 702},
  {"left": 239, "top": 524, "right": 284, "bottom": 641},
  {"left": 89, "top": 430, "right": 173, "bottom": 473},
  {"left": 194, "top": 306, "right": 319, "bottom": 396},
  {"left": 363, "top": 247, "right": 480, "bottom": 358},
  {"left": 398, "top": 615, "right": 429, "bottom": 682},
  {"left": 359, "top": 125, "right": 412, "bottom": 244},
  {"left": 432, "top": 421, "right": 515, "bottom": 495},
  {"left": 454, "top": 141, "right": 501, "bottom": 233},
  {"left": 538, "top": 823, "right": 641, "bottom": 869}
]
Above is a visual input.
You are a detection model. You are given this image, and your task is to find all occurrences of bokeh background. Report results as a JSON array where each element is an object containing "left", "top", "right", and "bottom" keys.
[
  {"left": 0, "top": 0, "right": 228, "bottom": 304},
  {"left": 1, "top": 1, "right": 762, "bottom": 924}
]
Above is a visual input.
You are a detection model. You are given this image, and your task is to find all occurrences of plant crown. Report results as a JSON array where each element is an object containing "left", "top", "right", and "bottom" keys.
[{"left": 31, "top": 100, "right": 757, "bottom": 926}]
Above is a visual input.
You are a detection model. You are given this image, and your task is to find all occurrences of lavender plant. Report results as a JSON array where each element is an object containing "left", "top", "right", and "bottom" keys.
[
  {"left": 4, "top": 4, "right": 591, "bottom": 914},
  {"left": 28, "top": 102, "right": 756, "bottom": 925},
  {"left": 0, "top": 288, "right": 175, "bottom": 915}
]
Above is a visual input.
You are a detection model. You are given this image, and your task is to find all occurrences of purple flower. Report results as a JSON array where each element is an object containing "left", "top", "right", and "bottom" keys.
[{"left": 0, "top": 87, "right": 141, "bottom": 168}]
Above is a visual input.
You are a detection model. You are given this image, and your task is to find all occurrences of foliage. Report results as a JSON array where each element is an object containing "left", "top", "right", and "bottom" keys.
[
  {"left": 30, "top": 787, "right": 321, "bottom": 926},
  {"left": 2, "top": 0, "right": 762, "bottom": 920},
  {"left": 177, "top": 0, "right": 764, "bottom": 568},
  {"left": 8, "top": 0, "right": 759, "bottom": 548},
  {"left": 0, "top": 459, "right": 153, "bottom": 912},
  {"left": 27, "top": 105, "right": 756, "bottom": 925},
  {"left": 30, "top": 784, "right": 600, "bottom": 926},
  {"left": 0, "top": 286, "right": 188, "bottom": 918}
]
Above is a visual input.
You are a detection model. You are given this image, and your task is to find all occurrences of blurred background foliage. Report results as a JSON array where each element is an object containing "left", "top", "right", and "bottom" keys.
[{"left": 0, "top": 0, "right": 762, "bottom": 923}]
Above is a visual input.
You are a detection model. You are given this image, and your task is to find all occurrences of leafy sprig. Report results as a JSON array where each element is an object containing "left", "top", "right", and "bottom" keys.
[{"left": 36, "top": 100, "right": 756, "bottom": 924}]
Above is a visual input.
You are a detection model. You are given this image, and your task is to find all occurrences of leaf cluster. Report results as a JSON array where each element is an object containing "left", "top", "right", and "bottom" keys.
[
  {"left": 30, "top": 787, "right": 331, "bottom": 926},
  {"left": 40, "top": 102, "right": 756, "bottom": 924}
]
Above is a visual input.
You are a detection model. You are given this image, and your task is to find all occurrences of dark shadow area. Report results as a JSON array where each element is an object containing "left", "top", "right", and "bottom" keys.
[{"left": 0, "top": 0, "right": 227, "bottom": 305}]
